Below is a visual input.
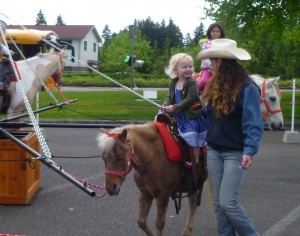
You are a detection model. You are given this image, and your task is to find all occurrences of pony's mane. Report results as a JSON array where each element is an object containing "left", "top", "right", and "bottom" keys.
[
  {"left": 118, "top": 123, "right": 157, "bottom": 141},
  {"left": 97, "top": 133, "right": 116, "bottom": 156},
  {"left": 97, "top": 123, "right": 155, "bottom": 155}
]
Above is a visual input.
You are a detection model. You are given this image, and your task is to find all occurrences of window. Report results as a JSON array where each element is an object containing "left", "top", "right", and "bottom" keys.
[
  {"left": 84, "top": 41, "right": 87, "bottom": 51},
  {"left": 93, "top": 43, "right": 96, "bottom": 52}
]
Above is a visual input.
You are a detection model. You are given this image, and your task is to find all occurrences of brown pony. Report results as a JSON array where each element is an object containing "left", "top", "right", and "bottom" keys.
[{"left": 98, "top": 123, "right": 207, "bottom": 236}]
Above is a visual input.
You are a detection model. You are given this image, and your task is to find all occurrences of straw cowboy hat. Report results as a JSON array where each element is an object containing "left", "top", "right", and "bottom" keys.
[{"left": 197, "top": 38, "right": 251, "bottom": 61}]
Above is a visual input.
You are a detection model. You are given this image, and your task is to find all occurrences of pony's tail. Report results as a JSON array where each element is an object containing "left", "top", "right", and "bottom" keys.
[{"left": 203, "top": 180, "right": 215, "bottom": 214}]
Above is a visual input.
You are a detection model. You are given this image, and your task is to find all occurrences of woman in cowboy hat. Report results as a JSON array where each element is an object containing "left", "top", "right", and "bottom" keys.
[{"left": 197, "top": 39, "right": 263, "bottom": 236}]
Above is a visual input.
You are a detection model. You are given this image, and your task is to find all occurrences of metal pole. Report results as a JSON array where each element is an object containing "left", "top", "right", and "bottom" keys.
[
  {"left": 0, "top": 122, "right": 135, "bottom": 129},
  {"left": 0, "top": 128, "right": 96, "bottom": 197},
  {"left": 36, "top": 90, "right": 39, "bottom": 122},
  {"left": 0, "top": 99, "right": 78, "bottom": 123},
  {"left": 291, "top": 79, "right": 295, "bottom": 132},
  {"left": 131, "top": 35, "right": 135, "bottom": 89},
  {"left": 129, "top": 24, "right": 136, "bottom": 89}
]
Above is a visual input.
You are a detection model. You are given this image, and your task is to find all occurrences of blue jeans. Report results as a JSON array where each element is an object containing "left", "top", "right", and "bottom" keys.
[{"left": 207, "top": 146, "right": 259, "bottom": 236}]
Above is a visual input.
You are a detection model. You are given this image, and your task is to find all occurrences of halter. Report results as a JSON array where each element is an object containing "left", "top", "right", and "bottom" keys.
[
  {"left": 260, "top": 79, "right": 282, "bottom": 119},
  {"left": 103, "top": 131, "right": 140, "bottom": 180}
]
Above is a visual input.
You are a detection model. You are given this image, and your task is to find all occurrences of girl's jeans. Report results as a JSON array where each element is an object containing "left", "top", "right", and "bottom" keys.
[{"left": 207, "top": 146, "right": 259, "bottom": 236}]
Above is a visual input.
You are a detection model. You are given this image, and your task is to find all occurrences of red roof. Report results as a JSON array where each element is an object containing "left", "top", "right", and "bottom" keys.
[{"left": 7, "top": 25, "right": 101, "bottom": 41}]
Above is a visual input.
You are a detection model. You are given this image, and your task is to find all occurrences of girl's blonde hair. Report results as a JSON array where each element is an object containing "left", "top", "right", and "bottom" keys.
[{"left": 165, "top": 53, "right": 193, "bottom": 79}]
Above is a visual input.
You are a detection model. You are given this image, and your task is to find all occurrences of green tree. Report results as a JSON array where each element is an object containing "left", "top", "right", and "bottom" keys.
[
  {"left": 101, "top": 24, "right": 112, "bottom": 47},
  {"left": 101, "top": 29, "right": 152, "bottom": 73},
  {"left": 56, "top": 14, "right": 65, "bottom": 25},
  {"left": 136, "top": 17, "right": 183, "bottom": 55},
  {"left": 36, "top": 9, "right": 47, "bottom": 25},
  {"left": 204, "top": 0, "right": 300, "bottom": 78},
  {"left": 184, "top": 33, "right": 193, "bottom": 47},
  {"left": 165, "top": 18, "right": 183, "bottom": 49},
  {"left": 193, "top": 22, "right": 205, "bottom": 44}
]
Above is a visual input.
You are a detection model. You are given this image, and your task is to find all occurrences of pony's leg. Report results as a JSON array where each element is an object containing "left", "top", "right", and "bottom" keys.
[
  {"left": 137, "top": 191, "right": 155, "bottom": 236},
  {"left": 155, "top": 194, "right": 170, "bottom": 236},
  {"left": 182, "top": 192, "right": 198, "bottom": 236}
]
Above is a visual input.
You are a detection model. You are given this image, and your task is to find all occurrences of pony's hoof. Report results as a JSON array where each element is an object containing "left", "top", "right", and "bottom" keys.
[{"left": 182, "top": 226, "right": 192, "bottom": 236}]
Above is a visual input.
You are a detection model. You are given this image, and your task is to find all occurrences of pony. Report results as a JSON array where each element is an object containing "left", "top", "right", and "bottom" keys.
[
  {"left": 250, "top": 75, "right": 283, "bottom": 131},
  {"left": 98, "top": 123, "right": 208, "bottom": 236},
  {"left": 1, "top": 52, "right": 64, "bottom": 118}
]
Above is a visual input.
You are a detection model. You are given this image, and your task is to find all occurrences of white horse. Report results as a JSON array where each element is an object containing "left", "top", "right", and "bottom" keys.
[
  {"left": 251, "top": 74, "right": 283, "bottom": 130},
  {"left": 2, "top": 52, "right": 64, "bottom": 118}
]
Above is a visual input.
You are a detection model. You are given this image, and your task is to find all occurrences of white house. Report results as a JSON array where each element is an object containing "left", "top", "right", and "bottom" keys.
[{"left": 7, "top": 25, "right": 102, "bottom": 72}]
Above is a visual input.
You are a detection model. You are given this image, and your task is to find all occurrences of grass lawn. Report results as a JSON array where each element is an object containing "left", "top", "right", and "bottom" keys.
[
  {"left": 32, "top": 90, "right": 166, "bottom": 121},
  {"left": 1, "top": 90, "right": 299, "bottom": 122}
]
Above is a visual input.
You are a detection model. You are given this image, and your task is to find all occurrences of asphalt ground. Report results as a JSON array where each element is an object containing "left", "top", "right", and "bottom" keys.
[{"left": 0, "top": 127, "right": 300, "bottom": 236}]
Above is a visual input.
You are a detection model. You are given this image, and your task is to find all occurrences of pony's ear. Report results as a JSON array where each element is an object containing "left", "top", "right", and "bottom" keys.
[
  {"left": 271, "top": 76, "right": 280, "bottom": 86},
  {"left": 119, "top": 129, "right": 128, "bottom": 142},
  {"left": 99, "top": 128, "right": 107, "bottom": 133}
]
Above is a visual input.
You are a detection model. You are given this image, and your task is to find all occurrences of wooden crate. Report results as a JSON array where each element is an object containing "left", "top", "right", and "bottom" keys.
[{"left": 0, "top": 130, "right": 41, "bottom": 205}]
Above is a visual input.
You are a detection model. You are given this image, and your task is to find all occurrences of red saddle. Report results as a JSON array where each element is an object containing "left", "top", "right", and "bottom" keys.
[{"left": 153, "top": 121, "right": 182, "bottom": 162}]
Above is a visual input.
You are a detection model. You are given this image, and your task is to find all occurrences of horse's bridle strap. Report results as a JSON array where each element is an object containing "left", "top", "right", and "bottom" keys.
[
  {"left": 260, "top": 79, "right": 282, "bottom": 118},
  {"left": 104, "top": 169, "right": 127, "bottom": 179},
  {"left": 103, "top": 135, "right": 139, "bottom": 180}
]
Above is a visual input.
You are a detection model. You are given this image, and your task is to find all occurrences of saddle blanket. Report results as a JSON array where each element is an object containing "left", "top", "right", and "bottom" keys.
[{"left": 153, "top": 121, "right": 182, "bottom": 162}]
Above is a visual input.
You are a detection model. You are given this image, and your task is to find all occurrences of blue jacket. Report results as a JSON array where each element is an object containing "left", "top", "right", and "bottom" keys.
[{"left": 205, "top": 81, "right": 264, "bottom": 157}]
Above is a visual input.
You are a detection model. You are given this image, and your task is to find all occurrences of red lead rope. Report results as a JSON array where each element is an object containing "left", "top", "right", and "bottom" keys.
[{"left": 71, "top": 174, "right": 107, "bottom": 198}]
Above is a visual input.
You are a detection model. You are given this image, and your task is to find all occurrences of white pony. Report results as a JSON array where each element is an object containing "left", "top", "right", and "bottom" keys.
[
  {"left": 2, "top": 52, "right": 64, "bottom": 118},
  {"left": 251, "top": 74, "right": 283, "bottom": 130}
]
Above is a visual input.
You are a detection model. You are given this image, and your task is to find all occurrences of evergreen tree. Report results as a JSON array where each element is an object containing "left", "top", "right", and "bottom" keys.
[
  {"left": 56, "top": 14, "right": 65, "bottom": 25},
  {"left": 183, "top": 33, "right": 193, "bottom": 47},
  {"left": 165, "top": 18, "right": 183, "bottom": 49},
  {"left": 101, "top": 24, "right": 112, "bottom": 46},
  {"left": 193, "top": 22, "right": 205, "bottom": 44},
  {"left": 136, "top": 17, "right": 159, "bottom": 48},
  {"left": 36, "top": 9, "right": 47, "bottom": 25}
]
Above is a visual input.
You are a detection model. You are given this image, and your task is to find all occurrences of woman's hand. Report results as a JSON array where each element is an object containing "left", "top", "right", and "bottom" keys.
[
  {"left": 162, "top": 105, "right": 174, "bottom": 113},
  {"left": 241, "top": 155, "right": 252, "bottom": 169}
]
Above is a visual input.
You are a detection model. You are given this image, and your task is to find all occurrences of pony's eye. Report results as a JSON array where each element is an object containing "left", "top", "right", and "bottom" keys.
[{"left": 270, "top": 97, "right": 276, "bottom": 102}]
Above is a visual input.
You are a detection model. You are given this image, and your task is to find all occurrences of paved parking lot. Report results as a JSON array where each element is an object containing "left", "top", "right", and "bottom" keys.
[{"left": 0, "top": 127, "right": 300, "bottom": 236}]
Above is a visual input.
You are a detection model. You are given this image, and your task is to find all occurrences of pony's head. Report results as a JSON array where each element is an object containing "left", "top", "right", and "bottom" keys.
[
  {"left": 98, "top": 128, "right": 131, "bottom": 196},
  {"left": 251, "top": 75, "right": 283, "bottom": 131}
]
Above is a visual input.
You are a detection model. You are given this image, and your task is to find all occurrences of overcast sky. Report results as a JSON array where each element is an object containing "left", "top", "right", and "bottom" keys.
[{"left": 2, "top": 0, "right": 213, "bottom": 36}]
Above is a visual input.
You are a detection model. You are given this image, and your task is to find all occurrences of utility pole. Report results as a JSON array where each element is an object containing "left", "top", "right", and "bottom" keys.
[{"left": 129, "top": 24, "right": 136, "bottom": 89}]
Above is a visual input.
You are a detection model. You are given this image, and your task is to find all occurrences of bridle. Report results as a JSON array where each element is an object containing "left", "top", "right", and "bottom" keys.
[
  {"left": 260, "top": 79, "right": 282, "bottom": 119},
  {"left": 103, "top": 131, "right": 140, "bottom": 180}
]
